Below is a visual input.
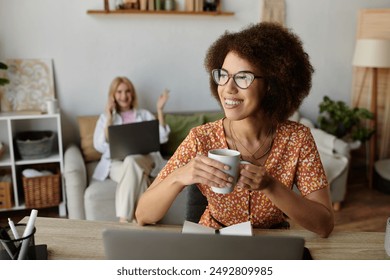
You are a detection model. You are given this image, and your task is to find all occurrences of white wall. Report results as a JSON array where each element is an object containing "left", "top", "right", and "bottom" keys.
[
  {"left": 286, "top": 0, "right": 389, "bottom": 120},
  {"left": 0, "top": 0, "right": 389, "bottom": 146}
]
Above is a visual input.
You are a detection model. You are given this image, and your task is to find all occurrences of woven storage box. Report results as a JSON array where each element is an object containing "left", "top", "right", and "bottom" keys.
[
  {"left": 22, "top": 164, "right": 61, "bottom": 208},
  {"left": 16, "top": 131, "right": 55, "bottom": 160},
  {"left": 0, "top": 170, "right": 13, "bottom": 209}
]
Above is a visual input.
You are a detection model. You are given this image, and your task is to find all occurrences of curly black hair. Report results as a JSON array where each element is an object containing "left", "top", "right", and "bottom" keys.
[{"left": 204, "top": 22, "right": 314, "bottom": 123}]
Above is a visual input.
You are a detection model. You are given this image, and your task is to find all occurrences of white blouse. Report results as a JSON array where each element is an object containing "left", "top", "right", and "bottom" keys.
[{"left": 92, "top": 108, "right": 170, "bottom": 181}]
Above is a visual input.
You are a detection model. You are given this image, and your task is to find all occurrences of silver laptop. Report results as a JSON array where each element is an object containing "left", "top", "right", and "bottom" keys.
[
  {"left": 108, "top": 120, "right": 160, "bottom": 160},
  {"left": 102, "top": 228, "right": 305, "bottom": 260}
]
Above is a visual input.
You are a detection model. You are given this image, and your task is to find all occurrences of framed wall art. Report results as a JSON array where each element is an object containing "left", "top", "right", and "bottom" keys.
[{"left": 0, "top": 59, "right": 55, "bottom": 113}]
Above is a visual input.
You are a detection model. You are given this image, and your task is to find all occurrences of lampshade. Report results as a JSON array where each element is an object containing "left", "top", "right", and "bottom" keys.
[{"left": 352, "top": 39, "right": 390, "bottom": 68}]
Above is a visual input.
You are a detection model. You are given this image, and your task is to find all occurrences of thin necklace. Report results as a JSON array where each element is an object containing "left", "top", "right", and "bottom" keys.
[{"left": 229, "top": 120, "right": 274, "bottom": 161}]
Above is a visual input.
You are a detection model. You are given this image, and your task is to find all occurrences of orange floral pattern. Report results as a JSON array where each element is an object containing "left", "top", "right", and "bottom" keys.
[{"left": 158, "top": 119, "right": 328, "bottom": 229}]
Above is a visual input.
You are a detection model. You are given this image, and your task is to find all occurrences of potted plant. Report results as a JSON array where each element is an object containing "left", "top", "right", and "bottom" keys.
[{"left": 317, "top": 96, "right": 375, "bottom": 148}]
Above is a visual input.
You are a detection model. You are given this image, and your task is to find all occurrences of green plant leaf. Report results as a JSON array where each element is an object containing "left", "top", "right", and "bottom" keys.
[{"left": 317, "top": 95, "right": 375, "bottom": 142}]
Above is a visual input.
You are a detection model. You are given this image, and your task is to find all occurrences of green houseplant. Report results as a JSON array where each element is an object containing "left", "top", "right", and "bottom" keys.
[{"left": 317, "top": 96, "right": 375, "bottom": 143}]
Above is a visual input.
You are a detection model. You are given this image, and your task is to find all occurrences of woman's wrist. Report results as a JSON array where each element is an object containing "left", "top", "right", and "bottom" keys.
[
  {"left": 259, "top": 176, "right": 279, "bottom": 194},
  {"left": 106, "top": 110, "right": 113, "bottom": 119},
  {"left": 167, "top": 168, "right": 188, "bottom": 192}
]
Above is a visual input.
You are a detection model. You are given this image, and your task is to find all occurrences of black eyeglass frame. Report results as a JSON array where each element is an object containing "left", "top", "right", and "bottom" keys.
[{"left": 211, "top": 69, "right": 263, "bottom": 89}]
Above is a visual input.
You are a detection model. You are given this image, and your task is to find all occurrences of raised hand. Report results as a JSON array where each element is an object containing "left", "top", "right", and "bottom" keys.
[
  {"left": 105, "top": 96, "right": 116, "bottom": 118},
  {"left": 157, "top": 89, "right": 170, "bottom": 111}
]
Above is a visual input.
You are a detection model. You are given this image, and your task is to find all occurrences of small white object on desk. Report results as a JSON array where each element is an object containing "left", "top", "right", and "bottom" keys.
[
  {"left": 385, "top": 217, "right": 390, "bottom": 257},
  {"left": 17, "top": 209, "right": 38, "bottom": 260},
  {"left": 182, "top": 220, "right": 252, "bottom": 236}
]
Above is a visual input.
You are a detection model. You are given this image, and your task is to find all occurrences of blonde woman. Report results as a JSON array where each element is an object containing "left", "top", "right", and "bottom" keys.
[{"left": 93, "top": 76, "right": 170, "bottom": 223}]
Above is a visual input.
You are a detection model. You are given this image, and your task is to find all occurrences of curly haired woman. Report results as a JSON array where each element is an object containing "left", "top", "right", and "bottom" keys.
[{"left": 136, "top": 22, "right": 334, "bottom": 237}]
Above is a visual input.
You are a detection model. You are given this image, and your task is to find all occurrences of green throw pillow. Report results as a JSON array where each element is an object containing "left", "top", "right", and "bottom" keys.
[
  {"left": 203, "top": 111, "right": 224, "bottom": 123},
  {"left": 161, "top": 114, "right": 205, "bottom": 157}
]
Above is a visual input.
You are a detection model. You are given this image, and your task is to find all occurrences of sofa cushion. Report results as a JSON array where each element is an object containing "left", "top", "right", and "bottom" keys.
[
  {"left": 203, "top": 111, "right": 224, "bottom": 123},
  {"left": 161, "top": 113, "right": 206, "bottom": 157},
  {"left": 78, "top": 116, "right": 101, "bottom": 162}
]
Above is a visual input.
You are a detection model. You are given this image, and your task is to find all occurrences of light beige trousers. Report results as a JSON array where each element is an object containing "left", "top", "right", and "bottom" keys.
[{"left": 110, "top": 154, "right": 154, "bottom": 220}]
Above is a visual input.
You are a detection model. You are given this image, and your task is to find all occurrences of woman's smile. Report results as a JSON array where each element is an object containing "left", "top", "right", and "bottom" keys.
[{"left": 223, "top": 97, "right": 243, "bottom": 108}]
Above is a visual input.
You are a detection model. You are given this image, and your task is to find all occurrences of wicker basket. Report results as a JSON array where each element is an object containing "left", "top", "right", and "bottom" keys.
[
  {"left": 22, "top": 164, "right": 61, "bottom": 208},
  {"left": 16, "top": 131, "right": 55, "bottom": 160},
  {"left": 0, "top": 169, "right": 13, "bottom": 209}
]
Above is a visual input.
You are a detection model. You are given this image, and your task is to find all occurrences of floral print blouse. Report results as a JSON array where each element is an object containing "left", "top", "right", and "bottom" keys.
[{"left": 157, "top": 119, "right": 328, "bottom": 229}]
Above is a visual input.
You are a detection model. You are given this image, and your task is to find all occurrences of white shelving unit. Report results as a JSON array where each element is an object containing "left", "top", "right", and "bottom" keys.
[{"left": 0, "top": 112, "right": 66, "bottom": 216}]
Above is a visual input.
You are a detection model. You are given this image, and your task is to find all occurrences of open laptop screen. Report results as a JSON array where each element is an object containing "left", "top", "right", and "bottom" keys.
[
  {"left": 108, "top": 120, "right": 160, "bottom": 160},
  {"left": 102, "top": 228, "right": 305, "bottom": 260}
]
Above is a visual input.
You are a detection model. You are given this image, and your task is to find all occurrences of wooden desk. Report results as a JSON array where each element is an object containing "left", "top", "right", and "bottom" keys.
[{"left": 22, "top": 217, "right": 389, "bottom": 260}]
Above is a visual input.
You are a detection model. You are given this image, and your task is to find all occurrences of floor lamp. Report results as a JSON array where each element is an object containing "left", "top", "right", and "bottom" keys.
[{"left": 352, "top": 39, "right": 390, "bottom": 188}]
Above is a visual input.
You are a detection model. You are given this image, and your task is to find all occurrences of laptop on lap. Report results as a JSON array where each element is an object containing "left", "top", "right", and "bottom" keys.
[
  {"left": 108, "top": 120, "right": 160, "bottom": 160},
  {"left": 102, "top": 228, "right": 306, "bottom": 260}
]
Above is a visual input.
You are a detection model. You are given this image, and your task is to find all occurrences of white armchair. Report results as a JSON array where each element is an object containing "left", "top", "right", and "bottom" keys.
[{"left": 290, "top": 112, "right": 350, "bottom": 211}]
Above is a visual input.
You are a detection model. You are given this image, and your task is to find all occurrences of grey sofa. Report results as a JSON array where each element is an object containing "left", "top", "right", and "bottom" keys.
[
  {"left": 64, "top": 111, "right": 224, "bottom": 222},
  {"left": 63, "top": 111, "right": 350, "bottom": 223}
]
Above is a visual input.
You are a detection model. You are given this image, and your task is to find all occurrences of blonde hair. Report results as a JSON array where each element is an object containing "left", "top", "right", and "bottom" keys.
[{"left": 108, "top": 76, "right": 138, "bottom": 111}]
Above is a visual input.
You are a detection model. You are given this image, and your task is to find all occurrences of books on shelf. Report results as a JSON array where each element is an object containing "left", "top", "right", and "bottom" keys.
[
  {"left": 182, "top": 220, "right": 253, "bottom": 236},
  {"left": 185, "top": 0, "right": 194, "bottom": 11},
  {"left": 194, "top": 0, "right": 204, "bottom": 12},
  {"left": 185, "top": 0, "right": 204, "bottom": 12}
]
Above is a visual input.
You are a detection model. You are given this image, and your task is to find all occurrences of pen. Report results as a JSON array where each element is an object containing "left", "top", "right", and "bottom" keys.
[
  {"left": 8, "top": 218, "right": 20, "bottom": 240},
  {"left": 17, "top": 209, "right": 38, "bottom": 260}
]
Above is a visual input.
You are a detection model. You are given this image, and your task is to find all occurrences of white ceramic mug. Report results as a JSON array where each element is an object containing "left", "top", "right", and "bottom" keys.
[
  {"left": 46, "top": 99, "right": 58, "bottom": 114},
  {"left": 208, "top": 149, "right": 240, "bottom": 194}
]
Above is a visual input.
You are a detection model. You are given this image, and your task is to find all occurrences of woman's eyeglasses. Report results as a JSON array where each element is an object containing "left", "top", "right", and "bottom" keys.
[{"left": 211, "top": 69, "right": 263, "bottom": 89}]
